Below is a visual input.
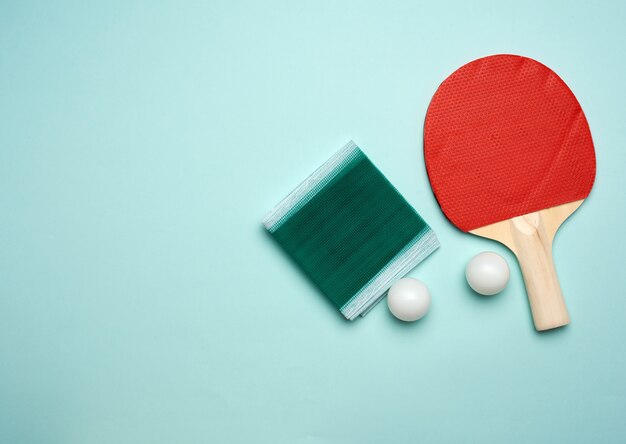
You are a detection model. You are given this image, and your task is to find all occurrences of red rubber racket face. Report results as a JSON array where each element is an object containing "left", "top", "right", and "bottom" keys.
[{"left": 424, "top": 55, "right": 596, "bottom": 232}]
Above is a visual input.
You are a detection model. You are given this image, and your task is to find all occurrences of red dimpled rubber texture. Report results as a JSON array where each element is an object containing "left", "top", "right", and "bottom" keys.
[{"left": 424, "top": 54, "right": 596, "bottom": 232}]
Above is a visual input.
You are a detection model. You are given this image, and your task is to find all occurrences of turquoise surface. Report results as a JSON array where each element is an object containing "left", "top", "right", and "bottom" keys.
[{"left": 1, "top": 1, "right": 625, "bottom": 443}]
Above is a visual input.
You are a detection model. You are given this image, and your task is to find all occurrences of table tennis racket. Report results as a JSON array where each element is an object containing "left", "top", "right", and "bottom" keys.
[{"left": 424, "top": 54, "right": 596, "bottom": 331}]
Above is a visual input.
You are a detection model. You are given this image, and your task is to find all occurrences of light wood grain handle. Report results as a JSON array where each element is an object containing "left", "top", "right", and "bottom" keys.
[{"left": 510, "top": 213, "right": 570, "bottom": 331}]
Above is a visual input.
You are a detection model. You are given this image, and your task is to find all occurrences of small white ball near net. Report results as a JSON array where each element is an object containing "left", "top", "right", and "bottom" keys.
[{"left": 387, "top": 278, "right": 431, "bottom": 322}]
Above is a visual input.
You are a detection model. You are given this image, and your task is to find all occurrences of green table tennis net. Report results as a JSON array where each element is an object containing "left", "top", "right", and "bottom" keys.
[{"left": 263, "top": 141, "right": 439, "bottom": 320}]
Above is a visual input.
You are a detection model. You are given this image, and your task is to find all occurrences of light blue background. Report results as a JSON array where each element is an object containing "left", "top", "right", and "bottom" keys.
[{"left": 1, "top": 1, "right": 625, "bottom": 443}]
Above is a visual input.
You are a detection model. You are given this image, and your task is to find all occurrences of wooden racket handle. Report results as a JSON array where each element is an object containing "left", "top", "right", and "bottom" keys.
[
  {"left": 470, "top": 201, "right": 584, "bottom": 331},
  {"left": 510, "top": 213, "right": 569, "bottom": 331}
]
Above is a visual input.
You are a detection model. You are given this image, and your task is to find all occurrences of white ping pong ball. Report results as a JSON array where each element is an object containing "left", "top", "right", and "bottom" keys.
[
  {"left": 466, "top": 252, "right": 510, "bottom": 295},
  {"left": 387, "top": 278, "right": 431, "bottom": 322}
]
